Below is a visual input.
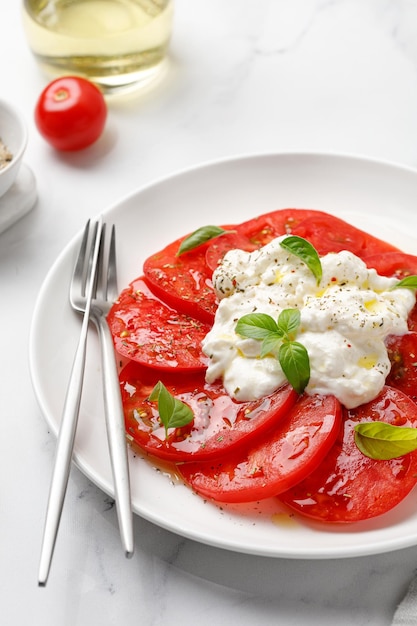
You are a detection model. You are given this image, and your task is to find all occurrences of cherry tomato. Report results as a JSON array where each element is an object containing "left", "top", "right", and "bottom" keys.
[
  {"left": 120, "top": 361, "right": 297, "bottom": 462},
  {"left": 34, "top": 76, "right": 107, "bottom": 151},
  {"left": 107, "top": 277, "right": 210, "bottom": 373},
  {"left": 178, "top": 394, "right": 342, "bottom": 503},
  {"left": 279, "top": 387, "right": 417, "bottom": 522}
]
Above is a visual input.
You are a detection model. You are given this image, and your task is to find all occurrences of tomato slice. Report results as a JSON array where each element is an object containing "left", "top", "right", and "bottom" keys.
[
  {"left": 362, "top": 251, "right": 417, "bottom": 279},
  {"left": 205, "top": 230, "right": 257, "bottom": 271},
  {"left": 143, "top": 236, "right": 217, "bottom": 324},
  {"left": 279, "top": 386, "right": 417, "bottom": 522},
  {"left": 385, "top": 332, "right": 417, "bottom": 403},
  {"left": 107, "top": 277, "right": 210, "bottom": 372},
  {"left": 177, "top": 394, "right": 342, "bottom": 503},
  {"left": 237, "top": 208, "right": 329, "bottom": 245},
  {"left": 205, "top": 208, "right": 328, "bottom": 270},
  {"left": 408, "top": 304, "right": 417, "bottom": 331},
  {"left": 120, "top": 361, "right": 298, "bottom": 462},
  {"left": 291, "top": 215, "right": 400, "bottom": 257}
]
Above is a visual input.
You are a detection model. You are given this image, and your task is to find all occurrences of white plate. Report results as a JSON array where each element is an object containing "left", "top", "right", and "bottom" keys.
[{"left": 29, "top": 152, "right": 417, "bottom": 559}]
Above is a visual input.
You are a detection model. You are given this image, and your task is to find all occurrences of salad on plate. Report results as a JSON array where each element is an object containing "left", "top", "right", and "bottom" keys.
[{"left": 107, "top": 208, "right": 417, "bottom": 525}]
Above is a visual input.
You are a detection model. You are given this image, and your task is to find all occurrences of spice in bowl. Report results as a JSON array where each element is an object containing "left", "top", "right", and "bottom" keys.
[{"left": 0, "top": 138, "right": 12, "bottom": 170}]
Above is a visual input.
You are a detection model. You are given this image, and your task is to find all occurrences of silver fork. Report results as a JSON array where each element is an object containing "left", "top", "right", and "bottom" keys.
[
  {"left": 38, "top": 217, "right": 133, "bottom": 587},
  {"left": 85, "top": 221, "right": 134, "bottom": 562}
]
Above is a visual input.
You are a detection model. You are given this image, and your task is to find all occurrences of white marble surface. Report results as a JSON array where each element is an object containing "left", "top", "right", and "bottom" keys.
[{"left": 3, "top": 1, "right": 417, "bottom": 624}]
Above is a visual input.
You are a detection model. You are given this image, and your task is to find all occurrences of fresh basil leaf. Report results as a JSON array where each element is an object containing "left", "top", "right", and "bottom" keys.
[
  {"left": 148, "top": 380, "right": 163, "bottom": 402},
  {"left": 236, "top": 310, "right": 310, "bottom": 392},
  {"left": 236, "top": 313, "right": 281, "bottom": 340},
  {"left": 177, "top": 225, "right": 232, "bottom": 255},
  {"left": 354, "top": 421, "right": 417, "bottom": 460},
  {"left": 260, "top": 333, "right": 283, "bottom": 358},
  {"left": 391, "top": 275, "right": 417, "bottom": 291},
  {"left": 279, "top": 341, "right": 310, "bottom": 394},
  {"left": 148, "top": 381, "right": 194, "bottom": 438},
  {"left": 277, "top": 308, "right": 301, "bottom": 339},
  {"left": 280, "top": 235, "right": 322, "bottom": 285}
]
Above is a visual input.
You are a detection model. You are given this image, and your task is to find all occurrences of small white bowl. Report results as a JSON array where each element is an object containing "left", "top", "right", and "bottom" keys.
[{"left": 0, "top": 100, "right": 28, "bottom": 198}]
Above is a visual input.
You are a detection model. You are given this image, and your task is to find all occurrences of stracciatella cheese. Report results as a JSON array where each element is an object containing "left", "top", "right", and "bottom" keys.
[{"left": 202, "top": 236, "right": 415, "bottom": 408}]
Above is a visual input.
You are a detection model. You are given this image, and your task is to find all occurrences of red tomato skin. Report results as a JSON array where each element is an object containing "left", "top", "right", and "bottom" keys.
[
  {"left": 120, "top": 361, "right": 298, "bottom": 462},
  {"left": 142, "top": 209, "right": 402, "bottom": 324},
  {"left": 205, "top": 209, "right": 327, "bottom": 270},
  {"left": 386, "top": 332, "right": 417, "bottom": 403},
  {"left": 291, "top": 215, "right": 400, "bottom": 257},
  {"left": 143, "top": 236, "right": 217, "bottom": 324},
  {"left": 35, "top": 76, "right": 107, "bottom": 151},
  {"left": 279, "top": 386, "right": 417, "bottom": 523},
  {"left": 205, "top": 229, "right": 254, "bottom": 272},
  {"left": 408, "top": 304, "right": 417, "bottom": 332},
  {"left": 107, "top": 277, "right": 210, "bottom": 372},
  {"left": 362, "top": 251, "right": 417, "bottom": 279},
  {"left": 237, "top": 208, "right": 330, "bottom": 246},
  {"left": 177, "top": 394, "right": 342, "bottom": 503}
]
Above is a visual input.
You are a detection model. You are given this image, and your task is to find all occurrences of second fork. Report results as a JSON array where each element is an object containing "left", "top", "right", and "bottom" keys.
[{"left": 88, "top": 223, "right": 134, "bottom": 561}]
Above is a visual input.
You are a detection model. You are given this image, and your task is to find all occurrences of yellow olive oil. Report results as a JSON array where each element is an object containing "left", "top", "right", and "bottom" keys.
[{"left": 22, "top": 0, "right": 173, "bottom": 92}]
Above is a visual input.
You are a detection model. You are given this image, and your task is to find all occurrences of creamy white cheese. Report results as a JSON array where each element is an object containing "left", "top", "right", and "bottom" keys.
[{"left": 203, "top": 236, "right": 416, "bottom": 408}]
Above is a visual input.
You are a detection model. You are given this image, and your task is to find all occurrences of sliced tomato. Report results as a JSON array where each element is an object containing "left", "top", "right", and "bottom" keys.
[
  {"left": 291, "top": 215, "right": 400, "bottom": 257},
  {"left": 177, "top": 394, "right": 342, "bottom": 503},
  {"left": 237, "top": 208, "right": 329, "bottom": 246},
  {"left": 107, "top": 277, "right": 210, "bottom": 372},
  {"left": 408, "top": 304, "right": 417, "bottom": 331},
  {"left": 120, "top": 361, "right": 298, "bottom": 462},
  {"left": 386, "top": 332, "right": 417, "bottom": 403},
  {"left": 143, "top": 236, "right": 217, "bottom": 324},
  {"left": 362, "top": 251, "right": 417, "bottom": 279},
  {"left": 205, "top": 209, "right": 328, "bottom": 270},
  {"left": 279, "top": 386, "right": 417, "bottom": 522},
  {"left": 205, "top": 230, "right": 257, "bottom": 271}
]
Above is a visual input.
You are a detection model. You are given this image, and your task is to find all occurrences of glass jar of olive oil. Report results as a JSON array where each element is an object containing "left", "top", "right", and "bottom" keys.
[{"left": 22, "top": 0, "right": 174, "bottom": 93}]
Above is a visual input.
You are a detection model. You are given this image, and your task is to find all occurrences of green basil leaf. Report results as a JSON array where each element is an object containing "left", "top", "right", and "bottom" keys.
[
  {"left": 148, "top": 380, "right": 163, "bottom": 402},
  {"left": 177, "top": 225, "right": 232, "bottom": 255},
  {"left": 278, "top": 341, "right": 310, "bottom": 394},
  {"left": 235, "top": 310, "right": 310, "bottom": 393},
  {"left": 280, "top": 235, "right": 322, "bottom": 285},
  {"left": 391, "top": 275, "right": 417, "bottom": 291},
  {"left": 260, "top": 333, "right": 283, "bottom": 358},
  {"left": 235, "top": 313, "right": 281, "bottom": 340},
  {"left": 354, "top": 421, "right": 417, "bottom": 460},
  {"left": 277, "top": 308, "right": 301, "bottom": 339},
  {"left": 148, "top": 381, "right": 194, "bottom": 438}
]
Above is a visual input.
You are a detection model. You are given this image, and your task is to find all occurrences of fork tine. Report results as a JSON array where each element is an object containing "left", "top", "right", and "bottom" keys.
[
  {"left": 106, "top": 225, "right": 118, "bottom": 303},
  {"left": 94, "top": 222, "right": 107, "bottom": 300},
  {"left": 70, "top": 219, "right": 90, "bottom": 303},
  {"left": 74, "top": 219, "right": 90, "bottom": 281},
  {"left": 87, "top": 221, "right": 101, "bottom": 300}
]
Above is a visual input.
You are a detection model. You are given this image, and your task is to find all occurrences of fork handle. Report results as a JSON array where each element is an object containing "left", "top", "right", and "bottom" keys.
[
  {"left": 38, "top": 316, "right": 90, "bottom": 586},
  {"left": 94, "top": 311, "right": 134, "bottom": 558}
]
